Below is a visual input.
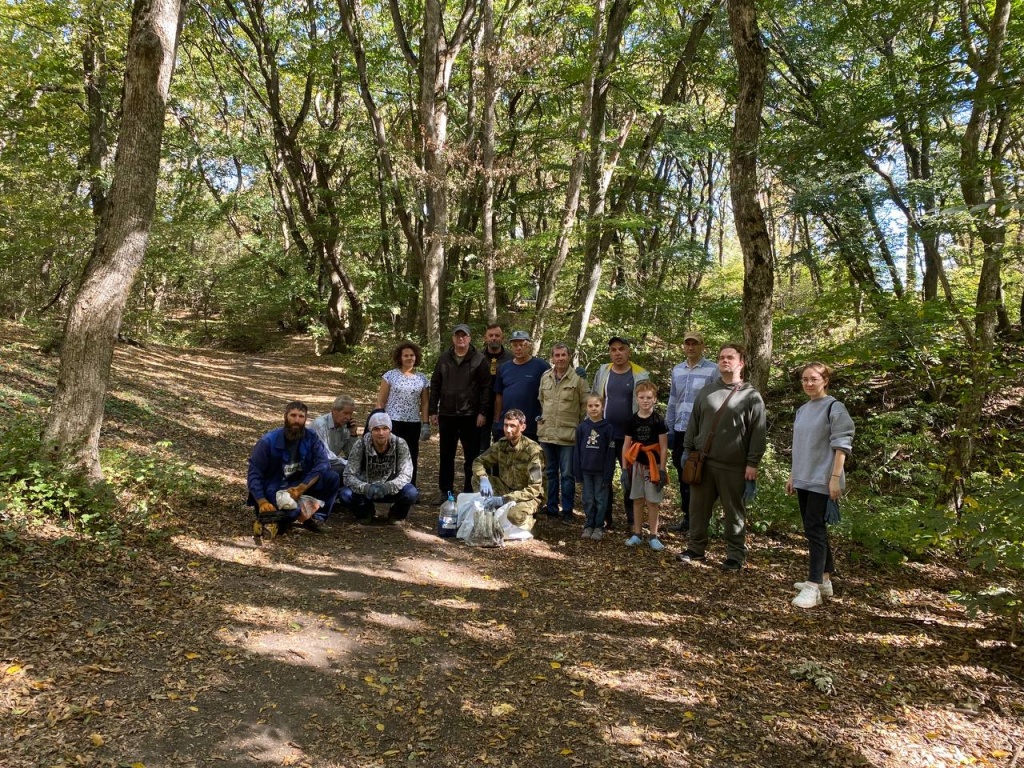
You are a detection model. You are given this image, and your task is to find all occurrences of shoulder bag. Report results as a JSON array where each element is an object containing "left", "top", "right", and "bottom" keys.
[{"left": 682, "top": 384, "right": 740, "bottom": 485}]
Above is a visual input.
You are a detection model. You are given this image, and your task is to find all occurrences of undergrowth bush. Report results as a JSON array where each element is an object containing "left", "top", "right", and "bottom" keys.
[{"left": 0, "top": 417, "right": 199, "bottom": 542}]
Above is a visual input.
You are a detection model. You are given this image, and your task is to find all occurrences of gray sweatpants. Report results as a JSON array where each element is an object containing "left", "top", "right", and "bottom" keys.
[{"left": 687, "top": 462, "right": 748, "bottom": 564}]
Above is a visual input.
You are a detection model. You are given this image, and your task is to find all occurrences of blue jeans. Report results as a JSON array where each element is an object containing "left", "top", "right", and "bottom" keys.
[
  {"left": 340, "top": 483, "right": 419, "bottom": 521},
  {"left": 541, "top": 443, "right": 575, "bottom": 516},
  {"left": 581, "top": 473, "right": 609, "bottom": 529}
]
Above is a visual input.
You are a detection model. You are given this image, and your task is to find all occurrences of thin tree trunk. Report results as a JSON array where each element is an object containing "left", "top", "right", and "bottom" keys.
[
  {"left": 530, "top": 0, "right": 606, "bottom": 348},
  {"left": 942, "top": 0, "right": 1012, "bottom": 511},
  {"left": 44, "top": 0, "right": 187, "bottom": 479},
  {"left": 728, "top": 0, "right": 773, "bottom": 393}
]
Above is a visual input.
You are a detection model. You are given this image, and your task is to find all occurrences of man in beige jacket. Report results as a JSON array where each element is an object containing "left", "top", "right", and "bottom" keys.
[{"left": 537, "top": 343, "right": 589, "bottom": 524}]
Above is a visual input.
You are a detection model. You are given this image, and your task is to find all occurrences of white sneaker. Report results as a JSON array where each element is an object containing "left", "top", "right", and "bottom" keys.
[
  {"left": 792, "top": 583, "right": 822, "bottom": 608},
  {"left": 793, "top": 580, "right": 833, "bottom": 598}
]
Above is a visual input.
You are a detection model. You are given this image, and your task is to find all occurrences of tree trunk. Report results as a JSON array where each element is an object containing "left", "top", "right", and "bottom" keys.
[
  {"left": 530, "top": 0, "right": 606, "bottom": 349},
  {"left": 942, "top": 0, "right": 1012, "bottom": 510},
  {"left": 44, "top": 0, "right": 187, "bottom": 479},
  {"left": 727, "top": 0, "right": 773, "bottom": 393}
]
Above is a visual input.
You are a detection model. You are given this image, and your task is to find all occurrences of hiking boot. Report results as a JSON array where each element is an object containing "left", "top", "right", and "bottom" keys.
[
  {"left": 625, "top": 534, "right": 643, "bottom": 547},
  {"left": 720, "top": 559, "right": 743, "bottom": 572},
  {"left": 666, "top": 518, "right": 689, "bottom": 532},
  {"left": 590, "top": 529, "right": 604, "bottom": 541},
  {"left": 560, "top": 515, "right": 574, "bottom": 526},
  {"left": 302, "top": 518, "right": 327, "bottom": 534},
  {"left": 792, "top": 582, "right": 822, "bottom": 608},
  {"left": 675, "top": 550, "right": 705, "bottom": 563},
  {"left": 582, "top": 527, "right": 594, "bottom": 539},
  {"left": 648, "top": 537, "right": 665, "bottom": 551},
  {"left": 794, "top": 580, "right": 833, "bottom": 598}
]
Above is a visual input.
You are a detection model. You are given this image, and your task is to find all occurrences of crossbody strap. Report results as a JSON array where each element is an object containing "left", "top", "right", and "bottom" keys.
[{"left": 700, "top": 384, "right": 741, "bottom": 455}]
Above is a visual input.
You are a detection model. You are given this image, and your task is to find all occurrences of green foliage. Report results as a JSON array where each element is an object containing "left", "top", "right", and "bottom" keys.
[
  {"left": 0, "top": 417, "right": 117, "bottom": 533},
  {"left": 101, "top": 440, "right": 199, "bottom": 525},
  {"left": 788, "top": 660, "right": 836, "bottom": 696},
  {"left": 0, "top": 417, "right": 199, "bottom": 542}
]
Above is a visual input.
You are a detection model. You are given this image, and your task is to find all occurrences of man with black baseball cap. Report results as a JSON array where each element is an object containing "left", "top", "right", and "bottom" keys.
[{"left": 429, "top": 324, "right": 491, "bottom": 503}]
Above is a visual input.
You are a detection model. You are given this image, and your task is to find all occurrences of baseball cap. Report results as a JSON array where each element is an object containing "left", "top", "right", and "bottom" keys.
[
  {"left": 451, "top": 323, "right": 471, "bottom": 336},
  {"left": 608, "top": 335, "right": 631, "bottom": 347},
  {"left": 683, "top": 330, "right": 705, "bottom": 343},
  {"left": 509, "top": 330, "right": 532, "bottom": 341}
]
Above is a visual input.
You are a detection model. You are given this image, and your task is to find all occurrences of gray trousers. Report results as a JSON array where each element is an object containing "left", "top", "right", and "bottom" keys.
[{"left": 687, "top": 462, "right": 748, "bottom": 563}]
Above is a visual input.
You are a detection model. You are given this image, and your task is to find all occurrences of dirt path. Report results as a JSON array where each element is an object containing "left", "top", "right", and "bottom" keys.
[{"left": 1, "top": 332, "right": 1022, "bottom": 768}]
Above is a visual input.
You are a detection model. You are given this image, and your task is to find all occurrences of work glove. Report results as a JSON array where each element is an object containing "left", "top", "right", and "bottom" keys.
[
  {"left": 743, "top": 479, "right": 757, "bottom": 502},
  {"left": 367, "top": 483, "right": 386, "bottom": 500},
  {"left": 478, "top": 476, "right": 493, "bottom": 498},
  {"left": 419, "top": 423, "right": 431, "bottom": 441},
  {"left": 656, "top": 475, "right": 667, "bottom": 491},
  {"left": 483, "top": 496, "right": 505, "bottom": 510},
  {"left": 257, "top": 499, "right": 275, "bottom": 514},
  {"left": 824, "top": 498, "right": 842, "bottom": 524}
]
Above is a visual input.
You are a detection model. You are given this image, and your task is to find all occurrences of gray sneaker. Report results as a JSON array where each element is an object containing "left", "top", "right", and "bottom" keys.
[
  {"left": 590, "top": 529, "right": 604, "bottom": 541},
  {"left": 582, "top": 527, "right": 594, "bottom": 539}
]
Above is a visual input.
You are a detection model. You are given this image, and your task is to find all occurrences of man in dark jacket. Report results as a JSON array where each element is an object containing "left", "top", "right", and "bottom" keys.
[
  {"left": 247, "top": 401, "right": 341, "bottom": 540},
  {"left": 429, "top": 324, "right": 492, "bottom": 503},
  {"left": 480, "top": 324, "right": 513, "bottom": 451}
]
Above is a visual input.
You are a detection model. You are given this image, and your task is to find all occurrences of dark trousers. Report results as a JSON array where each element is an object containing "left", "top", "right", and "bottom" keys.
[
  {"left": 688, "top": 463, "right": 747, "bottom": 563},
  {"left": 439, "top": 415, "right": 481, "bottom": 494},
  {"left": 672, "top": 431, "right": 692, "bottom": 524},
  {"left": 391, "top": 420, "right": 422, "bottom": 487},
  {"left": 341, "top": 483, "right": 419, "bottom": 521},
  {"left": 581, "top": 473, "right": 609, "bottom": 529},
  {"left": 797, "top": 489, "right": 835, "bottom": 582}
]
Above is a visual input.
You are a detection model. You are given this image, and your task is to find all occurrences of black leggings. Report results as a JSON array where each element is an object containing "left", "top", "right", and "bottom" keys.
[{"left": 391, "top": 420, "right": 422, "bottom": 487}]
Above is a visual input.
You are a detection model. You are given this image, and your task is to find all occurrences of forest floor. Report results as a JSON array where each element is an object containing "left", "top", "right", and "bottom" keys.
[{"left": 1, "top": 323, "right": 1022, "bottom": 768}]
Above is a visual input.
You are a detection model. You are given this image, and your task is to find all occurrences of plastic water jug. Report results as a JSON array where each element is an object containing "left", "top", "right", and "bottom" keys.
[{"left": 437, "top": 491, "right": 458, "bottom": 538}]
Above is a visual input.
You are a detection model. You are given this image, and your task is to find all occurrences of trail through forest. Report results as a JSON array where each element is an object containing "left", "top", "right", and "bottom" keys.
[{"left": 1, "top": 329, "right": 1022, "bottom": 768}]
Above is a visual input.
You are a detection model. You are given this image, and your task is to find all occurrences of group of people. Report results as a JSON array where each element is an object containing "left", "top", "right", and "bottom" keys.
[{"left": 245, "top": 324, "right": 854, "bottom": 609}]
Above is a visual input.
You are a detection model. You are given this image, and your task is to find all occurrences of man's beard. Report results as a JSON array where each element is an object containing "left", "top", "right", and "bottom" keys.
[{"left": 284, "top": 424, "right": 304, "bottom": 440}]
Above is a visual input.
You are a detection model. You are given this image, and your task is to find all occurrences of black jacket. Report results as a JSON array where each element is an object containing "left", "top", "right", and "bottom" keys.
[{"left": 429, "top": 344, "right": 492, "bottom": 418}]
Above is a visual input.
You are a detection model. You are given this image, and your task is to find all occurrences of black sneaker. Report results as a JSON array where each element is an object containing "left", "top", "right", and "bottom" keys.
[
  {"left": 675, "top": 550, "right": 705, "bottom": 563},
  {"left": 559, "top": 515, "right": 573, "bottom": 526},
  {"left": 666, "top": 519, "right": 689, "bottom": 532},
  {"left": 302, "top": 518, "right": 327, "bottom": 533},
  {"left": 720, "top": 559, "right": 743, "bottom": 572}
]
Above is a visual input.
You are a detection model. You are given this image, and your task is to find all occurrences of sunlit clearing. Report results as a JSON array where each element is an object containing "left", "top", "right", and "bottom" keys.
[
  {"left": 458, "top": 619, "right": 514, "bottom": 645},
  {"left": 365, "top": 610, "right": 429, "bottom": 632},
  {"left": 594, "top": 608, "right": 693, "bottom": 628},
  {"left": 333, "top": 558, "right": 509, "bottom": 591}
]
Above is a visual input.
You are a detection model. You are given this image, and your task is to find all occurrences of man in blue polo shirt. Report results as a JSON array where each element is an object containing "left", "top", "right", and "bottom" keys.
[
  {"left": 493, "top": 330, "right": 550, "bottom": 441},
  {"left": 665, "top": 331, "right": 720, "bottom": 532}
]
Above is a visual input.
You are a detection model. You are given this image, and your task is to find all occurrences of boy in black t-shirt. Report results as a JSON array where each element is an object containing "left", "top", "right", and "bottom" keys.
[{"left": 622, "top": 380, "right": 669, "bottom": 551}]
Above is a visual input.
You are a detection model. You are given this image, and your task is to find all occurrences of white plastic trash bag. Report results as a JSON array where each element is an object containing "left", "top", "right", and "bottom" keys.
[
  {"left": 275, "top": 489, "right": 298, "bottom": 510},
  {"left": 455, "top": 492, "right": 533, "bottom": 543}
]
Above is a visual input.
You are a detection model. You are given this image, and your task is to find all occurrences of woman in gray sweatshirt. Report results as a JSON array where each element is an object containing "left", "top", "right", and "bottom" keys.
[{"left": 786, "top": 362, "right": 855, "bottom": 608}]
